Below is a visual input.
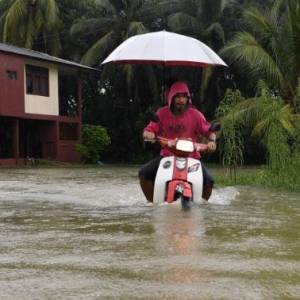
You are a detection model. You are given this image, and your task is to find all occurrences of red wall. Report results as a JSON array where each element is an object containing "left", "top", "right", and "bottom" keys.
[
  {"left": 37, "top": 121, "right": 58, "bottom": 160},
  {"left": 0, "top": 53, "right": 25, "bottom": 116},
  {"left": 57, "top": 141, "right": 81, "bottom": 162}
]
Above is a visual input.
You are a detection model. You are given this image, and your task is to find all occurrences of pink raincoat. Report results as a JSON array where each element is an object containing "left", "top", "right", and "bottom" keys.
[{"left": 144, "top": 81, "right": 211, "bottom": 159}]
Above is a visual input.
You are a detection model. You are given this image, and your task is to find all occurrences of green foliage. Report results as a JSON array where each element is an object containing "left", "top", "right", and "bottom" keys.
[
  {"left": 0, "top": 0, "right": 62, "bottom": 55},
  {"left": 217, "top": 83, "right": 300, "bottom": 190},
  {"left": 295, "top": 79, "right": 300, "bottom": 114},
  {"left": 247, "top": 83, "right": 293, "bottom": 174},
  {"left": 72, "top": 0, "right": 151, "bottom": 67},
  {"left": 216, "top": 89, "right": 245, "bottom": 181},
  {"left": 76, "top": 124, "right": 111, "bottom": 163},
  {"left": 221, "top": 0, "right": 300, "bottom": 107}
]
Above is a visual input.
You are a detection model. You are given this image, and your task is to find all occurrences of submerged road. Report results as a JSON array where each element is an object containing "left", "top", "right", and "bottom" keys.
[{"left": 0, "top": 166, "right": 299, "bottom": 299}]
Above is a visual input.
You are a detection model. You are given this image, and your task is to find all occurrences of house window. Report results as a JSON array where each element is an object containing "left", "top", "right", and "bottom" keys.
[
  {"left": 6, "top": 70, "right": 17, "bottom": 80},
  {"left": 26, "top": 65, "right": 49, "bottom": 96},
  {"left": 59, "top": 122, "right": 79, "bottom": 140}
]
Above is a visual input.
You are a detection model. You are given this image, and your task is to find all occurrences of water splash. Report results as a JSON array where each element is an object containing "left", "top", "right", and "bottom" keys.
[{"left": 208, "top": 186, "right": 240, "bottom": 205}]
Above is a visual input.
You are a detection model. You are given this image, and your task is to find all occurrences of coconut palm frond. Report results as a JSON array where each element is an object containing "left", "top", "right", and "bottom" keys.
[
  {"left": 221, "top": 32, "right": 284, "bottom": 89},
  {"left": 252, "top": 118, "right": 271, "bottom": 137},
  {"left": 125, "top": 21, "right": 147, "bottom": 38},
  {"left": 0, "top": 0, "right": 13, "bottom": 27},
  {"left": 80, "top": 30, "right": 116, "bottom": 66},
  {"left": 292, "top": 113, "right": 300, "bottom": 122},
  {"left": 24, "top": 11, "right": 36, "bottom": 49},
  {"left": 0, "top": 0, "right": 13, "bottom": 13},
  {"left": 2, "top": 0, "right": 61, "bottom": 53},
  {"left": 34, "top": 6, "right": 44, "bottom": 34},
  {"left": 3, "top": 0, "right": 26, "bottom": 42},
  {"left": 140, "top": 0, "right": 183, "bottom": 22},
  {"left": 42, "top": 0, "right": 59, "bottom": 28},
  {"left": 251, "top": 101, "right": 294, "bottom": 137},
  {"left": 167, "top": 12, "right": 198, "bottom": 34},
  {"left": 271, "top": 0, "right": 287, "bottom": 22},
  {"left": 279, "top": 118, "right": 295, "bottom": 136},
  {"left": 205, "top": 22, "right": 225, "bottom": 46},
  {"left": 256, "top": 80, "right": 271, "bottom": 95},
  {"left": 286, "top": 0, "right": 300, "bottom": 73},
  {"left": 94, "top": 0, "right": 117, "bottom": 17},
  {"left": 222, "top": 0, "right": 237, "bottom": 9},
  {"left": 70, "top": 18, "right": 116, "bottom": 42},
  {"left": 278, "top": 105, "right": 295, "bottom": 134},
  {"left": 232, "top": 99, "right": 262, "bottom": 127},
  {"left": 198, "top": 0, "right": 227, "bottom": 24},
  {"left": 244, "top": 7, "right": 274, "bottom": 39},
  {"left": 129, "top": 0, "right": 147, "bottom": 12}
]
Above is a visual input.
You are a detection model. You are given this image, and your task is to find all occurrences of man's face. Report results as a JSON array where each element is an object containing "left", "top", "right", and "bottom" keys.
[{"left": 173, "top": 93, "right": 188, "bottom": 114}]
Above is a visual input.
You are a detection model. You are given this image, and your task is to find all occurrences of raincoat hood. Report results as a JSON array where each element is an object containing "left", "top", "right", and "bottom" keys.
[{"left": 167, "top": 81, "right": 192, "bottom": 107}]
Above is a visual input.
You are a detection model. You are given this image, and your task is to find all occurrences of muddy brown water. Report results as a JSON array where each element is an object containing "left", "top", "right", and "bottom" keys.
[{"left": 0, "top": 166, "right": 299, "bottom": 299}]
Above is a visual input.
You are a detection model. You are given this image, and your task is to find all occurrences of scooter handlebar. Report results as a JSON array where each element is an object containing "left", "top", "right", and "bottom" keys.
[
  {"left": 145, "top": 136, "right": 208, "bottom": 154},
  {"left": 194, "top": 143, "right": 208, "bottom": 153}
]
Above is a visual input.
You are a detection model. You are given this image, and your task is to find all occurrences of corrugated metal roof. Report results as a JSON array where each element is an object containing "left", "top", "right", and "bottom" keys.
[{"left": 0, "top": 42, "right": 98, "bottom": 71}]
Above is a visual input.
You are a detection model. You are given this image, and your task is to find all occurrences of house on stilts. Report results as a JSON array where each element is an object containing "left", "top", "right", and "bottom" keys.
[{"left": 0, "top": 43, "right": 95, "bottom": 165}]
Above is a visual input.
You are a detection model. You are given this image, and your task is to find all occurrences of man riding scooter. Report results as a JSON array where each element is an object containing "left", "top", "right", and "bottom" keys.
[{"left": 139, "top": 81, "right": 217, "bottom": 203}]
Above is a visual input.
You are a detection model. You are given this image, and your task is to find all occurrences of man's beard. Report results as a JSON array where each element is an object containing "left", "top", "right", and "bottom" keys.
[{"left": 174, "top": 103, "right": 187, "bottom": 114}]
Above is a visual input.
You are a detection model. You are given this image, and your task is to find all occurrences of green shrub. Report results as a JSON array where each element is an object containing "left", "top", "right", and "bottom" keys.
[
  {"left": 216, "top": 89, "right": 245, "bottom": 182},
  {"left": 76, "top": 124, "right": 111, "bottom": 163},
  {"left": 216, "top": 82, "right": 300, "bottom": 191}
]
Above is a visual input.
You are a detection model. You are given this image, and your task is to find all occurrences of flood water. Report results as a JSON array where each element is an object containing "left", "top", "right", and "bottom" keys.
[{"left": 0, "top": 166, "right": 299, "bottom": 299}]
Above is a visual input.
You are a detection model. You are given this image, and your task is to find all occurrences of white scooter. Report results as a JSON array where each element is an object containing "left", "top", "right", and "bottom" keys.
[{"left": 152, "top": 137, "right": 208, "bottom": 209}]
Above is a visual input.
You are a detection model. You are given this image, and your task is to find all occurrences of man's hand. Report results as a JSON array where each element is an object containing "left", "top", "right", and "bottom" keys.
[
  {"left": 207, "top": 141, "right": 216, "bottom": 153},
  {"left": 143, "top": 131, "right": 155, "bottom": 141}
]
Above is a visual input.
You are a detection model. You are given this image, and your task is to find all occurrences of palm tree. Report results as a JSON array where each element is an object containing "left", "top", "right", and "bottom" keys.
[
  {"left": 71, "top": 0, "right": 151, "bottom": 67},
  {"left": 221, "top": 0, "right": 300, "bottom": 108},
  {"left": 0, "top": 0, "right": 61, "bottom": 55},
  {"left": 163, "top": 0, "right": 235, "bottom": 106}
]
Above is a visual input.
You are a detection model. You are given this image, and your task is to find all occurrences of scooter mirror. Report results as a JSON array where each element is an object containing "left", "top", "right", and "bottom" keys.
[
  {"left": 176, "top": 139, "right": 194, "bottom": 153},
  {"left": 209, "top": 122, "right": 221, "bottom": 132}
]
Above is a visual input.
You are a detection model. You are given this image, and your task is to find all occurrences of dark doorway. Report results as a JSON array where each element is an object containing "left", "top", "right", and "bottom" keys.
[
  {"left": 19, "top": 120, "right": 42, "bottom": 158},
  {"left": 0, "top": 118, "right": 14, "bottom": 158},
  {"left": 59, "top": 74, "right": 78, "bottom": 117}
]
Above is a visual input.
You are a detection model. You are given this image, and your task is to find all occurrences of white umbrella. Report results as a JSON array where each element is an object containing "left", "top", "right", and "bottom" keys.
[{"left": 102, "top": 30, "right": 227, "bottom": 67}]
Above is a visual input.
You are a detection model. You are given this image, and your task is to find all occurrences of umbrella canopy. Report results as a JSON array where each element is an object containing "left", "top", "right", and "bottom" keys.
[{"left": 102, "top": 30, "right": 227, "bottom": 67}]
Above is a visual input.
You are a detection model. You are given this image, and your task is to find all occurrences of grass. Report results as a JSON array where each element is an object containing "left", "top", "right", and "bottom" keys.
[
  {"left": 211, "top": 164, "right": 300, "bottom": 192},
  {"left": 211, "top": 165, "right": 264, "bottom": 186}
]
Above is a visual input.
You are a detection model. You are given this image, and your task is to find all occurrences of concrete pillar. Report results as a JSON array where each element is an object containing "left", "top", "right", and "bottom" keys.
[
  {"left": 77, "top": 76, "right": 83, "bottom": 143},
  {"left": 13, "top": 119, "right": 20, "bottom": 164}
]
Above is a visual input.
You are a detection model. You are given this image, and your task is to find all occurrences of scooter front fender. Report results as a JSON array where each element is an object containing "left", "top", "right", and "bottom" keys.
[{"left": 153, "top": 156, "right": 203, "bottom": 204}]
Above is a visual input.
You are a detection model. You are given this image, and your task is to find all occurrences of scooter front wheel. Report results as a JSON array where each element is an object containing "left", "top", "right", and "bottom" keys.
[{"left": 180, "top": 195, "right": 192, "bottom": 211}]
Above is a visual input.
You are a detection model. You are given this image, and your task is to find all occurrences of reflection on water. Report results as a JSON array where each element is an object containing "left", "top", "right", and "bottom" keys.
[{"left": 0, "top": 166, "right": 299, "bottom": 299}]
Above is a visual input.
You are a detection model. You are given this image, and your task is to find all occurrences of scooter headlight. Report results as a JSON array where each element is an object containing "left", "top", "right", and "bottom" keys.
[
  {"left": 176, "top": 140, "right": 194, "bottom": 153},
  {"left": 176, "top": 157, "right": 186, "bottom": 170}
]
